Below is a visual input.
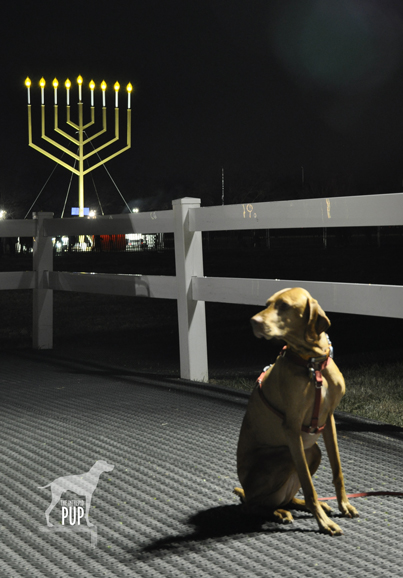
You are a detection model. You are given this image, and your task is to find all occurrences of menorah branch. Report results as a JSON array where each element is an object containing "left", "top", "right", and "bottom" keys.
[
  {"left": 83, "top": 108, "right": 119, "bottom": 161},
  {"left": 27, "top": 105, "right": 80, "bottom": 175},
  {"left": 83, "top": 109, "right": 131, "bottom": 175},
  {"left": 83, "top": 108, "right": 107, "bottom": 145},
  {"left": 41, "top": 105, "right": 80, "bottom": 160},
  {"left": 54, "top": 106, "right": 80, "bottom": 146}
]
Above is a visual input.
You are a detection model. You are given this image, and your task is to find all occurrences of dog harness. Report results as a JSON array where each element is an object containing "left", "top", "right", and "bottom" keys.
[{"left": 257, "top": 340, "right": 333, "bottom": 435}]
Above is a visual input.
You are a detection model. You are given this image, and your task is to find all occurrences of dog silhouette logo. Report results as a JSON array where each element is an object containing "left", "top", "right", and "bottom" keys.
[{"left": 38, "top": 459, "right": 114, "bottom": 527}]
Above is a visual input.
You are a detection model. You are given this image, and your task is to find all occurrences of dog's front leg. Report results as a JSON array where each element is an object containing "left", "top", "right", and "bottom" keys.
[
  {"left": 285, "top": 427, "right": 344, "bottom": 536},
  {"left": 323, "top": 414, "right": 359, "bottom": 519}
]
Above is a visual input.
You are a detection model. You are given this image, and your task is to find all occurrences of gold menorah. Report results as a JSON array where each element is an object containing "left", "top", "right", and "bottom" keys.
[{"left": 25, "top": 75, "right": 132, "bottom": 217}]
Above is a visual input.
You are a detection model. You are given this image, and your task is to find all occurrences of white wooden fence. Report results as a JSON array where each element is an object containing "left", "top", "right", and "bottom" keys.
[{"left": 1, "top": 194, "right": 403, "bottom": 382}]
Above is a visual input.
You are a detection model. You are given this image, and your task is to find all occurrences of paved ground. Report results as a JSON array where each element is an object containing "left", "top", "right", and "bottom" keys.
[{"left": 1, "top": 348, "right": 403, "bottom": 578}]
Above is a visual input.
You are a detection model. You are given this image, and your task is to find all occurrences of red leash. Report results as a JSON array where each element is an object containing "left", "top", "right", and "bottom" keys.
[{"left": 318, "top": 491, "right": 403, "bottom": 501}]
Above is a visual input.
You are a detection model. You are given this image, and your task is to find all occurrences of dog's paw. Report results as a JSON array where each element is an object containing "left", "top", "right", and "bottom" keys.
[
  {"left": 233, "top": 487, "right": 245, "bottom": 503},
  {"left": 319, "top": 501, "right": 333, "bottom": 515},
  {"left": 319, "top": 519, "right": 343, "bottom": 536},
  {"left": 339, "top": 500, "right": 359, "bottom": 519},
  {"left": 273, "top": 509, "right": 294, "bottom": 524}
]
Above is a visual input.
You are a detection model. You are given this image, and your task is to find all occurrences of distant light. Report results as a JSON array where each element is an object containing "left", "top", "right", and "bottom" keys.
[
  {"left": 88, "top": 210, "right": 96, "bottom": 219},
  {"left": 0, "top": 210, "right": 6, "bottom": 219},
  {"left": 132, "top": 208, "right": 139, "bottom": 213},
  {"left": 71, "top": 207, "right": 90, "bottom": 216}
]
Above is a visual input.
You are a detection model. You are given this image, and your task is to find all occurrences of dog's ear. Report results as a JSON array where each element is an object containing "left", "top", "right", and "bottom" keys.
[{"left": 305, "top": 297, "right": 331, "bottom": 343}]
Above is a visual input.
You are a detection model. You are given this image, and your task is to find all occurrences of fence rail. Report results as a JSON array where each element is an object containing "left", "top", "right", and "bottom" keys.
[
  {"left": 44, "top": 210, "right": 175, "bottom": 237},
  {"left": 192, "top": 277, "right": 403, "bottom": 318},
  {"left": 1, "top": 193, "right": 403, "bottom": 382},
  {"left": 190, "top": 193, "right": 403, "bottom": 231},
  {"left": 47, "top": 271, "right": 177, "bottom": 299}
]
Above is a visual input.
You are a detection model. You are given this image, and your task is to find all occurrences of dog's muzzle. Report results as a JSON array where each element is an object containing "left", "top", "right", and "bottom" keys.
[{"left": 250, "top": 315, "right": 271, "bottom": 339}]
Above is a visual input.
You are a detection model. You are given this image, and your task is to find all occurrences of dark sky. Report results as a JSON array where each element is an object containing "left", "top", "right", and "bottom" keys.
[{"left": 3, "top": 0, "right": 403, "bottom": 216}]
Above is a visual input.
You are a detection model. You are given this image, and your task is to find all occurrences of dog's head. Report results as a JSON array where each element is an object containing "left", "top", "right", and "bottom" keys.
[{"left": 250, "top": 287, "right": 330, "bottom": 352}]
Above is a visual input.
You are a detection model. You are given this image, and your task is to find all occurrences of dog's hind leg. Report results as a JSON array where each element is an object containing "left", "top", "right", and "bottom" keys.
[
  {"left": 44, "top": 489, "right": 62, "bottom": 527},
  {"left": 236, "top": 448, "right": 302, "bottom": 522}
]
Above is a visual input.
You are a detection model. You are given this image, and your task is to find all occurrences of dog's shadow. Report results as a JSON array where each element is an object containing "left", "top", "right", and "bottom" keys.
[{"left": 137, "top": 503, "right": 315, "bottom": 558}]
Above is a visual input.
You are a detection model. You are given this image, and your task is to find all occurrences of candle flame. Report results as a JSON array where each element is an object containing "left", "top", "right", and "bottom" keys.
[
  {"left": 39, "top": 77, "right": 46, "bottom": 88},
  {"left": 25, "top": 77, "right": 31, "bottom": 88},
  {"left": 77, "top": 75, "right": 83, "bottom": 85},
  {"left": 101, "top": 80, "right": 107, "bottom": 91},
  {"left": 127, "top": 82, "right": 133, "bottom": 93},
  {"left": 53, "top": 78, "right": 59, "bottom": 89},
  {"left": 114, "top": 81, "right": 120, "bottom": 92},
  {"left": 89, "top": 80, "right": 95, "bottom": 90},
  {"left": 65, "top": 78, "right": 71, "bottom": 89}
]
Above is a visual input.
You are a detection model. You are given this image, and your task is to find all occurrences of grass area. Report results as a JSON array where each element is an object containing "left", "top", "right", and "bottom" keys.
[
  {"left": 340, "top": 363, "right": 403, "bottom": 427},
  {"left": 211, "top": 361, "right": 403, "bottom": 428}
]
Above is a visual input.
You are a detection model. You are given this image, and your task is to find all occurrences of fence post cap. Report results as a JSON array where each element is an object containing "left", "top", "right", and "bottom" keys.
[{"left": 172, "top": 197, "right": 201, "bottom": 206}]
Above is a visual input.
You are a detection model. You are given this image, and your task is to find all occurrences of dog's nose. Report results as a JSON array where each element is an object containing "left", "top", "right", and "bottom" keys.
[
  {"left": 251, "top": 315, "right": 265, "bottom": 338},
  {"left": 250, "top": 315, "right": 264, "bottom": 329}
]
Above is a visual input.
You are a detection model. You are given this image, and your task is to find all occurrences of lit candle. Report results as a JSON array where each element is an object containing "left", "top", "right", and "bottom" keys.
[
  {"left": 77, "top": 75, "right": 83, "bottom": 102},
  {"left": 65, "top": 79, "right": 71, "bottom": 105},
  {"left": 53, "top": 78, "right": 58, "bottom": 105},
  {"left": 25, "top": 77, "right": 31, "bottom": 104},
  {"left": 89, "top": 80, "right": 95, "bottom": 106},
  {"left": 101, "top": 80, "right": 107, "bottom": 107},
  {"left": 114, "top": 81, "right": 120, "bottom": 108},
  {"left": 127, "top": 83, "right": 133, "bottom": 109},
  {"left": 39, "top": 77, "right": 46, "bottom": 104}
]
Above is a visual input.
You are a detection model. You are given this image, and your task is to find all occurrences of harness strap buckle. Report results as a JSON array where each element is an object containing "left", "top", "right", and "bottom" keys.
[{"left": 307, "top": 426, "right": 325, "bottom": 436}]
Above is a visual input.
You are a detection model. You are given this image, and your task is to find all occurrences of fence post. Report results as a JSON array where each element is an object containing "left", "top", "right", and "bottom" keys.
[
  {"left": 33, "top": 212, "right": 54, "bottom": 349},
  {"left": 172, "top": 198, "right": 208, "bottom": 382}
]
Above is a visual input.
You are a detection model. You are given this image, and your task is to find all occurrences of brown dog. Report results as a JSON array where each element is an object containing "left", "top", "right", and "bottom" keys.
[{"left": 234, "top": 287, "right": 358, "bottom": 535}]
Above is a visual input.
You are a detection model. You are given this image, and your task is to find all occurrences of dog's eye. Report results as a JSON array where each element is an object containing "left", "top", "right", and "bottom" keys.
[{"left": 278, "top": 301, "right": 290, "bottom": 312}]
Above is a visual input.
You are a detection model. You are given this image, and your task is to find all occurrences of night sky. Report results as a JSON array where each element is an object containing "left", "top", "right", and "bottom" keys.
[{"left": 3, "top": 0, "right": 403, "bottom": 217}]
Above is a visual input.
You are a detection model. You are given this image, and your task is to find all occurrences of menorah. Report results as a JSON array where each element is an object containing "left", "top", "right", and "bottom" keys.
[{"left": 25, "top": 75, "right": 132, "bottom": 217}]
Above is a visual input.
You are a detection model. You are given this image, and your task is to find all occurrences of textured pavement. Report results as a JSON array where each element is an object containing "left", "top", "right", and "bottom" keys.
[{"left": 1, "top": 349, "right": 403, "bottom": 578}]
